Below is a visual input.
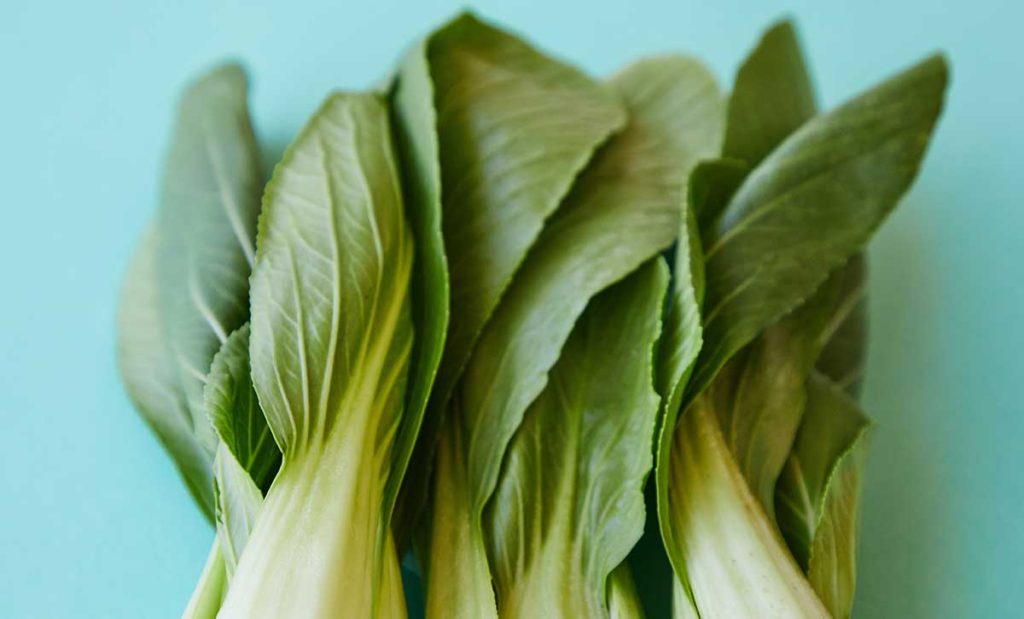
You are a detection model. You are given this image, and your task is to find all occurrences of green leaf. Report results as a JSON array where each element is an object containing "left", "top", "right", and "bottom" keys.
[
  {"left": 155, "top": 62, "right": 264, "bottom": 457},
  {"left": 224, "top": 92, "right": 414, "bottom": 618},
  {"left": 394, "top": 10, "right": 627, "bottom": 557},
  {"left": 814, "top": 256, "right": 869, "bottom": 396},
  {"left": 689, "top": 54, "right": 948, "bottom": 399},
  {"left": 426, "top": 11, "right": 626, "bottom": 414},
  {"left": 722, "top": 20, "right": 817, "bottom": 169},
  {"left": 460, "top": 53, "right": 722, "bottom": 535},
  {"left": 484, "top": 260, "right": 668, "bottom": 618},
  {"left": 203, "top": 324, "right": 277, "bottom": 584},
  {"left": 689, "top": 158, "right": 748, "bottom": 238},
  {"left": 205, "top": 324, "right": 280, "bottom": 493},
  {"left": 713, "top": 258, "right": 869, "bottom": 517},
  {"left": 118, "top": 228, "right": 217, "bottom": 519},
  {"left": 776, "top": 371, "right": 870, "bottom": 619},
  {"left": 422, "top": 55, "right": 721, "bottom": 617},
  {"left": 212, "top": 445, "right": 263, "bottom": 578},
  {"left": 692, "top": 20, "right": 814, "bottom": 237},
  {"left": 653, "top": 170, "right": 708, "bottom": 590},
  {"left": 388, "top": 37, "right": 450, "bottom": 547},
  {"left": 666, "top": 395, "right": 829, "bottom": 617},
  {"left": 117, "top": 63, "right": 263, "bottom": 521}
]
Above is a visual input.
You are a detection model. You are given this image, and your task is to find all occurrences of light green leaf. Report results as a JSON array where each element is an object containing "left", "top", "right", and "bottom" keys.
[
  {"left": 460, "top": 54, "right": 722, "bottom": 534},
  {"left": 484, "top": 260, "right": 668, "bottom": 618},
  {"left": 117, "top": 63, "right": 263, "bottom": 521},
  {"left": 212, "top": 445, "right": 263, "bottom": 578},
  {"left": 223, "top": 92, "right": 414, "bottom": 618},
  {"left": 118, "top": 228, "right": 217, "bottom": 519},
  {"left": 426, "top": 11, "right": 626, "bottom": 414},
  {"left": 204, "top": 325, "right": 277, "bottom": 584},
  {"left": 156, "top": 62, "right": 263, "bottom": 458},
  {"left": 776, "top": 371, "right": 870, "bottom": 619},
  {"left": 205, "top": 324, "right": 279, "bottom": 492},
  {"left": 688, "top": 54, "right": 948, "bottom": 399},
  {"left": 722, "top": 20, "right": 817, "bottom": 169}
]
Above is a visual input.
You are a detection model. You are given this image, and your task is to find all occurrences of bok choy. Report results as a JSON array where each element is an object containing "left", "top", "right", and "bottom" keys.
[{"left": 116, "top": 12, "right": 948, "bottom": 618}]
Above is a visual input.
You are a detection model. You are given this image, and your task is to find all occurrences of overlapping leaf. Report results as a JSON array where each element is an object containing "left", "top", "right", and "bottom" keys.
[
  {"left": 485, "top": 260, "right": 668, "bottom": 618},
  {"left": 459, "top": 54, "right": 723, "bottom": 528},
  {"left": 392, "top": 13, "right": 627, "bottom": 545},
  {"left": 688, "top": 53, "right": 947, "bottom": 398}
]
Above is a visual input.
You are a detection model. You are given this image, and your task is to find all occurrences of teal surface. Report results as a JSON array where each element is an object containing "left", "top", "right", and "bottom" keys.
[{"left": 0, "top": 1, "right": 1019, "bottom": 617}]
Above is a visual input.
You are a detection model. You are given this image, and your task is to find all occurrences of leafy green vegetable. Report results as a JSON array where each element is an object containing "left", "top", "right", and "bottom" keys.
[
  {"left": 484, "top": 260, "right": 668, "bottom": 617},
  {"left": 118, "top": 15, "right": 950, "bottom": 618},
  {"left": 221, "top": 91, "right": 414, "bottom": 618},
  {"left": 117, "top": 62, "right": 263, "bottom": 520}
]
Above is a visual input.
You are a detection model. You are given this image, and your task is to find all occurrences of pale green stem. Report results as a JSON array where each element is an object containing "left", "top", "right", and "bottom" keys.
[{"left": 182, "top": 539, "right": 226, "bottom": 619}]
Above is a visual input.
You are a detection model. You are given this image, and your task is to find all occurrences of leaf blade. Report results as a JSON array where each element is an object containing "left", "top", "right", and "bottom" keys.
[
  {"left": 484, "top": 260, "right": 669, "bottom": 617},
  {"left": 690, "top": 54, "right": 949, "bottom": 399}
]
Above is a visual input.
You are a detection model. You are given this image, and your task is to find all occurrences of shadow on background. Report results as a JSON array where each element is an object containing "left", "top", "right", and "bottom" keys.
[{"left": 855, "top": 188, "right": 956, "bottom": 619}]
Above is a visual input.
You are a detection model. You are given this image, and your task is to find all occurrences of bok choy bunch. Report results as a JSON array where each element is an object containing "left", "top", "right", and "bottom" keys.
[{"left": 116, "top": 11, "right": 947, "bottom": 619}]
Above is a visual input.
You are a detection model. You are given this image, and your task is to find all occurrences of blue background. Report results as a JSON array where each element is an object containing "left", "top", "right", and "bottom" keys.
[{"left": 1, "top": 0, "right": 1020, "bottom": 617}]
